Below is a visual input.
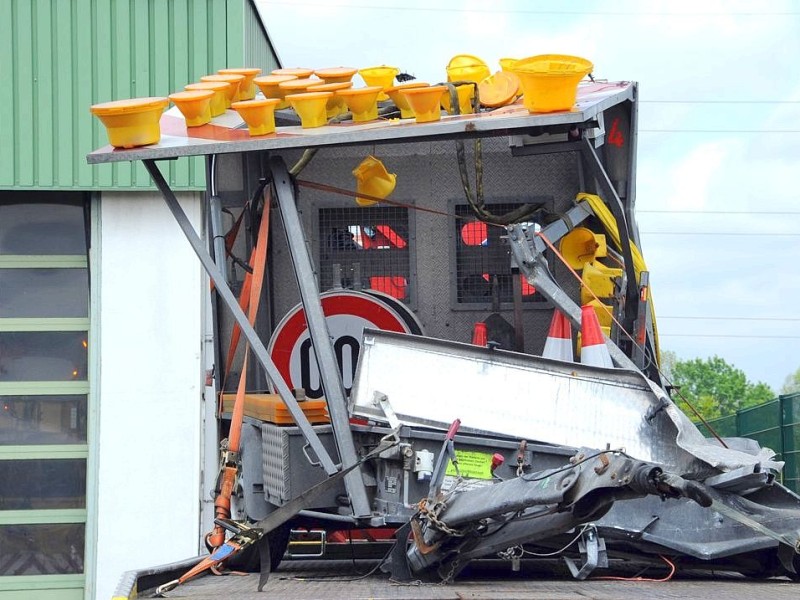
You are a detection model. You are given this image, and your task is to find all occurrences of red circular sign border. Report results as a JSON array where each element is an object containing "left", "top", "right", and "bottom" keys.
[{"left": 268, "top": 291, "right": 411, "bottom": 391}]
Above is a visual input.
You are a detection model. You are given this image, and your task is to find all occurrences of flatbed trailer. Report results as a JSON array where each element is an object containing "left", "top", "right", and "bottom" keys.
[
  {"left": 127, "top": 558, "right": 800, "bottom": 599},
  {"left": 89, "top": 79, "right": 800, "bottom": 598}
]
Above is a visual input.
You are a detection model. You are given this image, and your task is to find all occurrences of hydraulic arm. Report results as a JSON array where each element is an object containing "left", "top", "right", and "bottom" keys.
[{"left": 402, "top": 448, "right": 711, "bottom": 579}]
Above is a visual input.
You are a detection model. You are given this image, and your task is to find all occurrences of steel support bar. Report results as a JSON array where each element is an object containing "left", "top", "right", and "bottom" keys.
[
  {"left": 580, "top": 139, "right": 639, "bottom": 331},
  {"left": 207, "top": 155, "right": 228, "bottom": 281},
  {"left": 632, "top": 271, "right": 651, "bottom": 369},
  {"left": 143, "top": 159, "right": 337, "bottom": 475},
  {"left": 269, "top": 156, "right": 371, "bottom": 518},
  {"left": 208, "top": 194, "right": 227, "bottom": 282},
  {"left": 507, "top": 225, "right": 639, "bottom": 372},
  {"left": 531, "top": 201, "right": 593, "bottom": 255}
]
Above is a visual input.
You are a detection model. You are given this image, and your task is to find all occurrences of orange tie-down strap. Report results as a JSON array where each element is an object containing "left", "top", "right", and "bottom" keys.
[{"left": 207, "top": 187, "right": 271, "bottom": 551}]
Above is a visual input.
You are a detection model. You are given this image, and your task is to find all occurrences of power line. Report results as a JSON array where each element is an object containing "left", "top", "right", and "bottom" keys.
[
  {"left": 641, "top": 231, "right": 800, "bottom": 236},
  {"left": 641, "top": 100, "right": 800, "bottom": 104},
  {"left": 258, "top": 2, "right": 800, "bottom": 16},
  {"left": 640, "top": 129, "right": 800, "bottom": 133},
  {"left": 659, "top": 334, "right": 800, "bottom": 339},
  {"left": 638, "top": 210, "right": 800, "bottom": 215},
  {"left": 659, "top": 316, "right": 800, "bottom": 322}
]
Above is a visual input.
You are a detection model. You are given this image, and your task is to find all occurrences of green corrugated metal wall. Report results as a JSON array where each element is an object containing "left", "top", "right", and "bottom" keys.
[
  {"left": 244, "top": 0, "right": 281, "bottom": 72},
  {"left": 698, "top": 393, "right": 800, "bottom": 492},
  {"left": 0, "top": 0, "right": 280, "bottom": 192}
]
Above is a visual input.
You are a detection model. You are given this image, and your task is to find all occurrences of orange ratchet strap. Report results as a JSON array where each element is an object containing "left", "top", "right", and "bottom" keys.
[{"left": 207, "top": 188, "right": 271, "bottom": 552}]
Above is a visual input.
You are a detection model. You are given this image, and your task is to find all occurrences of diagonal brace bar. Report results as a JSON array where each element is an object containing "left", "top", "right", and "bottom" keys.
[
  {"left": 143, "top": 159, "right": 338, "bottom": 475},
  {"left": 269, "top": 157, "right": 372, "bottom": 517}
]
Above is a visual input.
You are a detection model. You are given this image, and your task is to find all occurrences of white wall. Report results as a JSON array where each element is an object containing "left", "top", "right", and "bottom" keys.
[{"left": 93, "top": 191, "right": 204, "bottom": 600}]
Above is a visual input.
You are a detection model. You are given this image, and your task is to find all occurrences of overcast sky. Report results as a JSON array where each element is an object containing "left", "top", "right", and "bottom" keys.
[{"left": 255, "top": 0, "right": 800, "bottom": 391}]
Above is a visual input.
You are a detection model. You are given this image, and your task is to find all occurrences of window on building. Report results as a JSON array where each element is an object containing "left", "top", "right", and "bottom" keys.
[
  {"left": 454, "top": 203, "right": 547, "bottom": 307},
  {"left": 318, "top": 206, "right": 411, "bottom": 302},
  {"left": 0, "top": 193, "right": 90, "bottom": 584}
]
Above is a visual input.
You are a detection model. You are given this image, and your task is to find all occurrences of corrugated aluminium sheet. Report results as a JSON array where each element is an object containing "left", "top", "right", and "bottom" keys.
[{"left": 0, "top": 0, "right": 279, "bottom": 191}]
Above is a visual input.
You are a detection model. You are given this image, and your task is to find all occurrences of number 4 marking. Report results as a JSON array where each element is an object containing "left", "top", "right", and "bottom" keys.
[{"left": 608, "top": 117, "right": 625, "bottom": 148}]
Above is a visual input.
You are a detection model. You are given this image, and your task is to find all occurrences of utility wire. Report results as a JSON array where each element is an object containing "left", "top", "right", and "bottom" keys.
[
  {"left": 640, "top": 129, "right": 800, "bottom": 133},
  {"left": 641, "top": 100, "right": 800, "bottom": 104},
  {"left": 259, "top": 2, "right": 800, "bottom": 16},
  {"left": 659, "top": 316, "right": 800, "bottom": 322},
  {"left": 638, "top": 210, "right": 800, "bottom": 215},
  {"left": 641, "top": 231, "right": 800, "bottom": 236},
  {"left": 660, "top": 334, "right": 800, "bottom": 339}
]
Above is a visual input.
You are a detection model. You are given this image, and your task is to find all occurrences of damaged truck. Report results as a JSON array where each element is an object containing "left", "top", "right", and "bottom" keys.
[{"left": 87, "top": 73, "right": 800, "bottom": 595}]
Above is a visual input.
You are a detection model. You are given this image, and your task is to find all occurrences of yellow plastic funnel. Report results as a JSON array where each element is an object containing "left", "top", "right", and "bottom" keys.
[
  {"left": 357, "top": 66, "right": 399, "bottom": 101},
  {"left": 253, "top": 75, "right": 297, "bottom": 109},
  {"left": 279, "top": 78, "right": 320, "bottom": 98},
  {"left": 580, "top": 261, "right": 623, "bottom": 305},
  {"left": 446, "top": 54, "right": 490, "bottom": 83},
  {"left": 400, "top": 85, "right": 446, "bottom": 123},
  {"left": 440, "top": 83, "right": 476, "bottom": 115},
  {"left": 218, "top": 67, "right": 262, "bottom": 100},
  {"left": 185, "top": 82, "right": 228, "bottom": 117},
  {"left": 90, "top": 97, "right": 169, "bottom": 148},
  {"left": 201, "top": 74, "right": 243, "bottom": 107},
  {"left": 352, "top": 155, "right": 397, "bottom": 207},
  {"left": 231, "top": 98, "right": 280, "bottom": 136},
  {"left": 512, "top": 54, "right": 593, "bottom": 113},
  {"left": 478, "top": 72, "right": 519, "bottom": 108},
  {"left": 287, "top": 91, "right": 333, "bottom": 128},
  {"left": 386, "top": 82, "right": 429, "bottom": 119},
  {"left": 272, "top": 67, "right": 314, "bottom": 78},
  {"left": 307, "top": 81, "right": 353, "bottom": 118},
  {"left": 559, "top": 227, "right": 606, "bottom": 270},
  {"left": 337, "top": 86, "right": 383, "bottom": 122},
  {"left": 314, "top": 67, "right": 358, "bottom": 84},
  {"left": 168, "top": 90, "right": 214, "bottom": 127}
]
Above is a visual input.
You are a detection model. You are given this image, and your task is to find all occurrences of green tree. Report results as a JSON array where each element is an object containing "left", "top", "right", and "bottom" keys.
[
  {"left": 659, "top": 350, "right": 678, "bottom": 382},
  {"left": 781, "top": 367, "right": 800, "bottom": 395},
  {"left": 670, "top": 355, "right": 774, "bottom": 419}
]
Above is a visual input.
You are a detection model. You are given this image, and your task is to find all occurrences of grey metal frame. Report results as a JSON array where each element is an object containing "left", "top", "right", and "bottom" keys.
[
  {"left": 143, "top": 159, "right": 338, "bottom": 476},
  {"left": 269, "top": 157, "right": 371, "bottom": 517},
  {"left": 104, "top": 84, "right": 643, "bottom": 526}
]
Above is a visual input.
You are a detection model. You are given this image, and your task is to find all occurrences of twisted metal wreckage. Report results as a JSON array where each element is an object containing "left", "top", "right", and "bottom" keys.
[{"left": 87, "top": 79, "right": 800, "bottom": 595}]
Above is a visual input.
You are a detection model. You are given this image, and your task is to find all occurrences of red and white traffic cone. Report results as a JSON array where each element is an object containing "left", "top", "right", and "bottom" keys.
[
  {"left": 472, "top": 322, "right": 488, "bottom": 347},
  {"left": 542, "top": 310, "right": 573, "bottom": 362},
  {"left": 579, "top": 305, "right": 613, "bottom": 368}
]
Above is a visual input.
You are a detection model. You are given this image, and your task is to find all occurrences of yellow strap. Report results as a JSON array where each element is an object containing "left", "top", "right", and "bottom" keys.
[{"left": 576, "top": 193, "right": 661, "bottom": 365}]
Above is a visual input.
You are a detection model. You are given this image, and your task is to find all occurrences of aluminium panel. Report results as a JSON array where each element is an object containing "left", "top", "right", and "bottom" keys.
[{"left": 350, "top": 330, "right": 781, "bottom": 477}]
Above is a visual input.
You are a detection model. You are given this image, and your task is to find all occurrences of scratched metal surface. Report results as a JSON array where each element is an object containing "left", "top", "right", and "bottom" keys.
[{"left": 349, "top": 330, "right": 778, "bottom": 477}]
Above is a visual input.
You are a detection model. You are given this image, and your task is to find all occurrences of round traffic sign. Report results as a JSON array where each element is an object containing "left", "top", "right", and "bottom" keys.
[{"left": 268, "top": 290, "right": 414, "bottom": 399}]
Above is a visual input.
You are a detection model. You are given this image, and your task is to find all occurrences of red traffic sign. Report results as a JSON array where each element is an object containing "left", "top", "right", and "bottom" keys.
[{"left": 268, "top": 290, "right": 415, "bottom": 399}]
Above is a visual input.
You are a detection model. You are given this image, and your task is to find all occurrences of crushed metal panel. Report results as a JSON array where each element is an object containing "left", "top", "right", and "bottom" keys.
[{"left": 350, "top": 330, "right": 781, "bottom": 477}]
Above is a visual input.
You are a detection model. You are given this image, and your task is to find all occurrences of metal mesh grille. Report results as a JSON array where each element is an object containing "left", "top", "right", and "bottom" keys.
[
  {"left": 261, "top": 423, "right": 291, "bottom": 504},
  {"left": 454, "top": 203, "right": 548, "bottom": 306},
  {"left": 316, "top": 206, "right": 411, "bottom": 303}
]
